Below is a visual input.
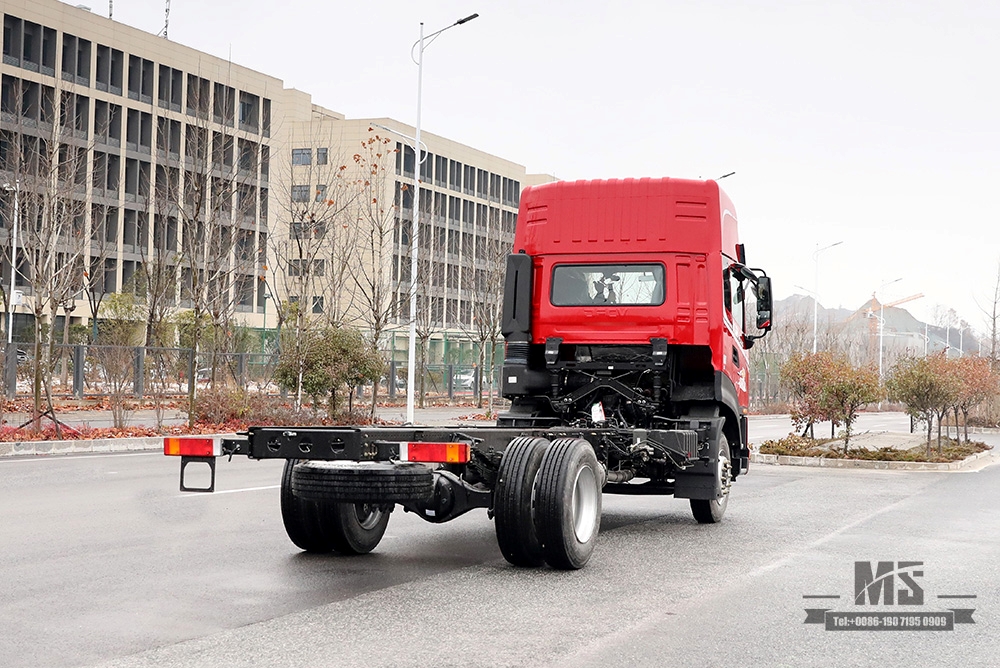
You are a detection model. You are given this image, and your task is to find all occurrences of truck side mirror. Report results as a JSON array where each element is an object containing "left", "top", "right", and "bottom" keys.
[{"left": 755, "top": 276, "right": 772, "bottom": 331}]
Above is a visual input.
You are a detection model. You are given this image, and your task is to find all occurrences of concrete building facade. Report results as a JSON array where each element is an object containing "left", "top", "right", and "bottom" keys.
[{"left": 0, "top": 0, "right": 550, "bottom": 358}]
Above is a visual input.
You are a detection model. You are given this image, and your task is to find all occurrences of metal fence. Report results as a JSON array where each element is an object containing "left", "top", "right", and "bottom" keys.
[
  {"left": 385, "top": 361, "right": 499, "bottom": 402},
  {"left": 3, "top": 343, "right": 496, "bottom": 403},
  {"left": 2, "top": 343, "right": 281, "bottom": 400}
]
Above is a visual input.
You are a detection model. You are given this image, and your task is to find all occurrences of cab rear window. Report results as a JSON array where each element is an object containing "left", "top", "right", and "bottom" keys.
[{"left": 551, "top": 264, "right": 665, "bottom": 306}]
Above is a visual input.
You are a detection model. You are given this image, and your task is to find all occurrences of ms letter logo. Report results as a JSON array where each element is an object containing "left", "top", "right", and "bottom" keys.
[
  {"left": 803, "top": 559, "right": 975, "bottom": 631},
  {"left": 854, "top": 561, "right": 923, "bottom": 606}
]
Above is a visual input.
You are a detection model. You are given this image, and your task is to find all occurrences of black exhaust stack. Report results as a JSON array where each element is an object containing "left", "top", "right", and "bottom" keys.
[{"left": 501, "top": 253, "right": 532, "bottom": 365}]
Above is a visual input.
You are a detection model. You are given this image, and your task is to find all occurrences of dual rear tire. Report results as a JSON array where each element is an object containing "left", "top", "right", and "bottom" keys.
[{"left": 494, "top": 437, "right": 602, "bottom": 570}]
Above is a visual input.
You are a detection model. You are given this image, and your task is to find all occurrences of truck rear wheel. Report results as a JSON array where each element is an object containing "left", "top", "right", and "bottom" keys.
[
  {"left": 494, "top": 436, "right": 551, "bottom": 567},
  {"left": 281, "top": 459, "right": 336, "bottom": 553},
  {"left": 534, "top": 438, "right": 602, "bottom": 570},
  {"left": 322, "top": 502, "right": 391, "bottom": 555},
  {"left": 690, "top": 434, "right": 731, "bottom": 524},
  {"left": 291, "top": 461, "right": 433, "bottom": 503}
]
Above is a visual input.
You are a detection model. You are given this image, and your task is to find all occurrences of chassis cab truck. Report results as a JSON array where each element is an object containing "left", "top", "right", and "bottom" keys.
[{"left": 167, "top": 177, "right": 773, "bottom": 570}]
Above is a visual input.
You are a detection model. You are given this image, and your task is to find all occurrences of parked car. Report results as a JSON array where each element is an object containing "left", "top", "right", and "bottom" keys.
[{"left": 453, "top": 369, "right": 475, "bottom": 390}]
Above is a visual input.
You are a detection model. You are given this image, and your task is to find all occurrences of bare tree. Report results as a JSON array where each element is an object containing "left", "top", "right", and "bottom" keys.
[
  {"left": 347, "top": 131, "right": 401, "bottom": 417},
  {"left": 459, "top": 204, "right": 511, "bottom": 411},
  {"left": 150, "top": 82, "right": 255, "bottom": 422},
  {"left": 412, "top": 258, "right": 446, "bottom": 407},
  {"left": 269, "top": 139, "right": 357, "bottom": 409},
  {"left": 1, "top": 76, "right": 92, "bottom": 430},
  {"left": 979, "top": 259, "right": 1000, "bottom": 370},
  {"left": 81, "top": 204, "right": 118, "bottom": 342}
]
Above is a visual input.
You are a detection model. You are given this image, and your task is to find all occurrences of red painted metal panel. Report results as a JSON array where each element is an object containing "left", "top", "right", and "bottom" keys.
[{"left": 516, "top": 177, "right": 738, "bottom": 374}]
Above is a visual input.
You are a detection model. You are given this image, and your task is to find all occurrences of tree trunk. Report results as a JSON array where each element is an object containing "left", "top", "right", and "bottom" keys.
[
  {"left": 962, "top": 408, "right": 970, "bottom": 443},
  {"left": 936, "top": 411, "right": 944, "bottom": 454},
  {"left": 32, "top": 319, "right": 43, "bottom": 432},
  {"left": 60, "top": 306, "right": 72, "bottom": 387},
  {"left": 187, "top": 316, "right": 199, "bottom": 429},
  {"left": 843, "top": 408, "right": 855, "bottom": 453},
  {"left": 926, "top": 417, "right": 933, "bottom": 458},
  {"left": 475, "top": 344, "right": 485, "bottom": 409},
  {"left": 367, "top": 343, "right": 380, "bottom": 420},
  {"left": 418, "top": 337, "right": 427, "bottom": 409},
  {"left": 486, "top": 341, "right": 496, "bottom": 418}
]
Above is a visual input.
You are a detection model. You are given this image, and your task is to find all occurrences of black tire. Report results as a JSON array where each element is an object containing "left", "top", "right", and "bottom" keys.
[
  {"left": 281, "top": 459, "right": 336, "bottom": 553},
  {"left": 291, "top": 461, "right": 434, "bottom": 503},
  {"left": 494, "top": 436, "right": 551, "bottom": 567},
  {"left": 534, "top": 437, "right": 602, "bottom": 570},
  {"left": 321, "top": 502, "right": 391, "bottom": 555},
  {"left": 690, "top": 434, "right": 731, "bottom": 524}
]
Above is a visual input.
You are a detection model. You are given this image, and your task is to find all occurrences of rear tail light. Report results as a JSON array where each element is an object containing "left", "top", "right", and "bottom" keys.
[
  {"left": 397, "top": 441, "right": 470, "bottom": 464},
  {"left": 164, "top": 436, "right": 222, "bottom": 457}
]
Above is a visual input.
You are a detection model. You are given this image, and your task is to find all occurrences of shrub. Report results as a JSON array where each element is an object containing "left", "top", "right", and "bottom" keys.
[{"left": 189, "top": 387, "right": 297, "bottom": 425}]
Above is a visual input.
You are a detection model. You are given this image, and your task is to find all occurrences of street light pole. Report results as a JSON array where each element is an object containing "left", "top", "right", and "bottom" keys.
[
  {"left": 877, "top": 277, "right": 902, "bottom": 379},
  {"left": 811, "top": 241, "right": 842, "bottom": 354},
  {"left": 405, "top": 13, "right": 478, "bottom": 425}
]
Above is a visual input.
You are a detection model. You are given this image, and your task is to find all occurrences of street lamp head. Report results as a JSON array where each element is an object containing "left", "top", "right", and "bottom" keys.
[{"left": 455, "top": 13, "right": 479, "bottom": 25}]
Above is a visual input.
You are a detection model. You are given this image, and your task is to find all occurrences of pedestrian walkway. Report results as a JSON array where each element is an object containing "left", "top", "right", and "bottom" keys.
[{"left": 0, "top": 404, "right": 488, "bottom": 431}]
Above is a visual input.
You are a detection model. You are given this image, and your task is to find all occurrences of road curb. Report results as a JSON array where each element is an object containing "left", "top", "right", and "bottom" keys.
[
  {"left": 750, "top": 449, "right": 994, "bottom": 471},
  {"left": 0, "top": 434, "right": 234, "bottom": 458}
]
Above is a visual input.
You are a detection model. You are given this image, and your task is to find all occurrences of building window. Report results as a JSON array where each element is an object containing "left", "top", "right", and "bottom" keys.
[
  {"left": 288, "top": 260, "right": 326, "bottom": 278},
  {"left": 291, "top": 185, "right": 310, "bottom": 202},
  {"left": 292, "top": 148, "right": 311, "bottom": 165},
  {"left": 238, "top": 91, "right": 259, "bottom": 132},
  {"left": 316, "top": 148, "right": 328, "bottom": 165},
  {"left": 312, "top": 296, "right": 324, "bottom": 314},
  {"left": 315, "top": 184, "right": 327, "bottom": 202}
]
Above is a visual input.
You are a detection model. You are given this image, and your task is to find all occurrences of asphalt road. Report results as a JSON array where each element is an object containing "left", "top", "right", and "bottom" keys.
[{"left": 1, "top": 428, "right": 998, "bottom": 668}]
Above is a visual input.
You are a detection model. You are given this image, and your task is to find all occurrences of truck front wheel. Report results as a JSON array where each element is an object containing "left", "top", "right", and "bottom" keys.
[
  {"left": 690, "top": 434, "right": 732, "bottom": 524},
  {"left": 494, "top": 436, "right": 551, "bottom": 567},
  {"left": 534, "top": 438, "right": 602, "bottom": 570}
]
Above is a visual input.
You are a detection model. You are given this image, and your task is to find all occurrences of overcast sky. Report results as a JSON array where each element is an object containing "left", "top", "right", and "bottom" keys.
[{"left": 103, "top": 0, "right": 1000, "bottom": 334}]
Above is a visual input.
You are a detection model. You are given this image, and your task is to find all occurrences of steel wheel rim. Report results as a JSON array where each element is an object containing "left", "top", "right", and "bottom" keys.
[
  {"left": 717, "top": 442, "right": 732, "bottom": 502},
  {"left": 571, "top": 465, "right": 598, "bottom": 543},
  {"left": 355, "top": 504, "right": 383, "bottom": 530}
]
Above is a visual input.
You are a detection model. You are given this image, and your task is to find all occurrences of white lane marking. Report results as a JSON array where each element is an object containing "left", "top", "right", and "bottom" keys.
[
  {"left": 752, "top": 496, "right": 910, "bottom": 575},
  {"left": 176, "top": 484, "right": 279, "bottom": 498}
]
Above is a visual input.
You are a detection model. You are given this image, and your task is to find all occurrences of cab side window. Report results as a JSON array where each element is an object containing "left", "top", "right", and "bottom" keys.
[{"left": 724, "top": 266, "right": 745, "bottom": 332}]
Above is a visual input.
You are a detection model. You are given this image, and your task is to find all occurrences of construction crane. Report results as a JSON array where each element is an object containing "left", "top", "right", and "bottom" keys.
[
  {"left": 847, "top": 293, "right": 924, "bottom": 323},
  {"left": 859, "top": 293, "right": 924, "bottom": 363}
]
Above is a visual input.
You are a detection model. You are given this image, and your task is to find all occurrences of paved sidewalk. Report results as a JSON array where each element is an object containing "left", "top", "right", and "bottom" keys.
[{"left": 0, "top": 404, "right": 487, "bottom": 431}]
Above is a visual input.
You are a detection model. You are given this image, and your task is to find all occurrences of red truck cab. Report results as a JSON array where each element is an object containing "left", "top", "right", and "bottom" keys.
[{"left": 500, "top": 177, "right": 772, "bottom": 479}]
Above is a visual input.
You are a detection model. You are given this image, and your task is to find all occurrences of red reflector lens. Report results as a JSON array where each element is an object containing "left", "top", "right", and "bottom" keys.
[
  {"left": 401, "top": 442, "right": 470, "bottom": 464},
  {"left": 164, "top": 437, "right": 219, "bottom": 457}
]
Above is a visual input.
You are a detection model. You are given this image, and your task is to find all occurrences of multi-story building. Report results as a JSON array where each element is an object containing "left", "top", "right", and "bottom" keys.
[
  {"left": 281, "top": 112, "right": 553, "bottom": 364},
  {"left": 0, "top": 0, "right": 552, "bottom": 361}
]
